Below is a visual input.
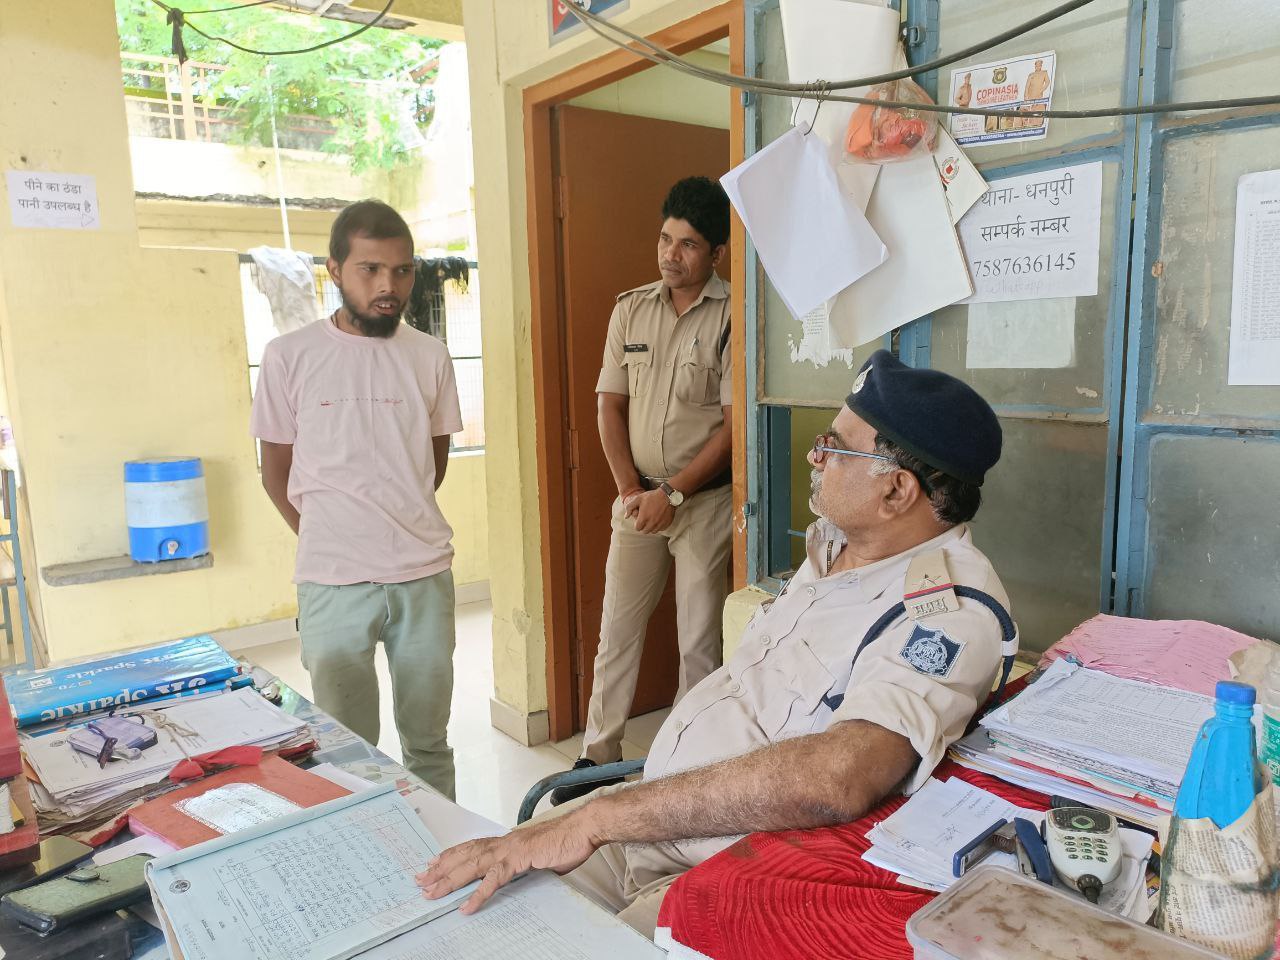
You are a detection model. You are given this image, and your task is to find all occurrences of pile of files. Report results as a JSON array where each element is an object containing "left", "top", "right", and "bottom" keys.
[
  {"left": 864, "top": 776, "right": 1153, "bottom": 921},
  {"left": 950, "top": 657, "right": 1217, "bottom": 830},
  {"left": 0, "top": 634, "right": 314, "bottom": 836},
  {"left": 20, "top": 683, "right": 312, "bottom": 837}
]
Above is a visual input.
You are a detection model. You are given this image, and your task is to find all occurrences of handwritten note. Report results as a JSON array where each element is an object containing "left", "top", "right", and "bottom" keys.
[
  {"left": 6, "top": 171, "right": 99, "bottom": 230},
  {"left": 149, "top": 786, "right": 475, "bottom": 960},
  {"left": 958, "top": 161, "right": 1102, "bottom": 304}
]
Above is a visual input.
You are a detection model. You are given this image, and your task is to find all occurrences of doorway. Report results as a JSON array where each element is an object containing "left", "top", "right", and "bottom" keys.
[{"left": 524, "top": 3, "right": 745, "bottom": 741}]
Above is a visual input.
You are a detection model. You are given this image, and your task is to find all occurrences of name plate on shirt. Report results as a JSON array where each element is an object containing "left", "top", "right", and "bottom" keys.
[
  {"left": 903, "top": 551, "right": 960, "bottom": 620},
  {"left": 623, "top": 343, "right": 649, "bottom": 353}
]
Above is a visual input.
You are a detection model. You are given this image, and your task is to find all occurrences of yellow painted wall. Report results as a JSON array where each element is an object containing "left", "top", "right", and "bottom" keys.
[
  {"left": 462, "top": 0, "right": 733, "bottom": 723},
  {"left": 0, "top": 2, "right": 299, "bottom": 661},
  {"left": 437, "top": 452, "right": 488, "bottom": 587}
]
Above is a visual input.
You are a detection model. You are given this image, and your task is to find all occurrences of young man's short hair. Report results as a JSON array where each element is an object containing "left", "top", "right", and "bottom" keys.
[
  {"left": 329, "top": 199, "right": 414, "bottom": 263},
  {"left": 661, "top": 177, "right": 731, "bottom": 249}
]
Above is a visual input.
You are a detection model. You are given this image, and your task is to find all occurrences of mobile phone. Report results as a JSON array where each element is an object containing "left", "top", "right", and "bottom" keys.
[
  {"left": 0, "top": 837, "right": 93, "bottom": 899},
  {"left": 1, "top": 853, "right": 152, "bottom": 935}
]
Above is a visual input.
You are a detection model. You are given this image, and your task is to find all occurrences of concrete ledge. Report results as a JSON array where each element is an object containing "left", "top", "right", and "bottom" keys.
[
  {"left": 42, "top": 553, "right": 213, "bottom": 587},
  {"left": 489, "top": 696, "right": 549, "bottom": 747}
]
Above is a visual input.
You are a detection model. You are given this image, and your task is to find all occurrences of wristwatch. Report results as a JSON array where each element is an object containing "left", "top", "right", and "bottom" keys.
[{"left": 659, "top": 481, "right": 685, "bottom": 507}]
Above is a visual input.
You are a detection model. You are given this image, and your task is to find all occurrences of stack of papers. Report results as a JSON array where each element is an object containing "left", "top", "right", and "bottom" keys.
[
  {"left": 22, "top": 688, "right": 311, "bottom": 833},
  {"left": 951, "top": 658, "right": 1216, "bottom": 830},
  {"left": 864, "top": 776, "right": 1154, "bottom": 920},
  {"left": 1039, "top": 614, "right": 1259, "bottom": 697}
]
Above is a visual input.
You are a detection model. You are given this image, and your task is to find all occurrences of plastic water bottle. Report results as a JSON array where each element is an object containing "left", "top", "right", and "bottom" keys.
[
  {"left": 1262, "top": 656, "right": 1280, "bottom": 787},
  {"left": 1159, "top": 681, "right": 1277, "bottom": 959},
  {"left": 1175, "top": 681, "right": 1265, "bottom": 827}
]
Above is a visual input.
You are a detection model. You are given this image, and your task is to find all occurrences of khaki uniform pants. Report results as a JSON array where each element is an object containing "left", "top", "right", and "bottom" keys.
[
  {"left": 582, "top": 485, "right": 733, "bottom": 764},
  {"left": 533, "top": 786, "right": 688, "bottom": 939},
  {"left": 297, "top": 571, "right": 456, "bottom": 799}
]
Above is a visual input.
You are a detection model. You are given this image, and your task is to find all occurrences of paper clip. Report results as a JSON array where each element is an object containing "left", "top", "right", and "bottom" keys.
[{"left": 792, "top": 80, "right": 829, "bottom": 135}]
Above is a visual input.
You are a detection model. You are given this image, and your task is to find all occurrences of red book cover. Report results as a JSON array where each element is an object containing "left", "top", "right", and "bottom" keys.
[
  {"left": 0, "top": 682, "right": 23, "bottom": 780},
  {"left": 128, "top": 756, "right": 351, "bottom": 849}
]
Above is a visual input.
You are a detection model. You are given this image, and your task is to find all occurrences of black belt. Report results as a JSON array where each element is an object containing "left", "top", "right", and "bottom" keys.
[{"left": 641, "top": 468, "right": 732, "bottom": 493}]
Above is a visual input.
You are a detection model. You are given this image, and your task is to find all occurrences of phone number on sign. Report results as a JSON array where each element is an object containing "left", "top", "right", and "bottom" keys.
[{"left": 970, "top": 253, "right": 1078, "bottom": 278}]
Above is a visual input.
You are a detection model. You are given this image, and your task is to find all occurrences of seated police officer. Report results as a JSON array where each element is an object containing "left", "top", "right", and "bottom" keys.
[{"left": 418, "top": 350, "right": 1013, "bottom": 938}]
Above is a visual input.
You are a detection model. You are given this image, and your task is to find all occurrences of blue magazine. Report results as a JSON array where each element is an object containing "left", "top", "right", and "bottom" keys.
[{"left": 3, "top": 635, "right": 241, "bottom": 728}]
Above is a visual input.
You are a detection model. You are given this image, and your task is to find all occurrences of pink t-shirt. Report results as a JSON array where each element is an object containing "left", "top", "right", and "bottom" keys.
[{"left": 250, "top": 318, "right": 463, "bottom": 585}]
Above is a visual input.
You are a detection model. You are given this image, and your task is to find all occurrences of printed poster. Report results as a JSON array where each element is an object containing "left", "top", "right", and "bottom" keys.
[
  {"left": 948, "top": 51, "right": 1056, "bottom": 147},
  {"left": 1227, "top": 169, "right": 1280, "bottom": 385},
  {"left": 550, "top": 0, "right": 629, "bottom": 44}
]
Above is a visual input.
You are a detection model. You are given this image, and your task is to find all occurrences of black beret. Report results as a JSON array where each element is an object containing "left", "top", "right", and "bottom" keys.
[{"left": 845, "top": 350, "right": 1001, "bottom": 486}]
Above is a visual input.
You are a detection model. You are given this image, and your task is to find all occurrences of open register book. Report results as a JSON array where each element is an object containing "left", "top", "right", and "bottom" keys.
[{"left": 146, "top": 783, "right": 476, "bottom": 960}]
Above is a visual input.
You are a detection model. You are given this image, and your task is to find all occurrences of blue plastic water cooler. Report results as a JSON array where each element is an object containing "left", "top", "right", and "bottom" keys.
[{"left": 124, "top": 457, "right": 210, "bottom": 563}]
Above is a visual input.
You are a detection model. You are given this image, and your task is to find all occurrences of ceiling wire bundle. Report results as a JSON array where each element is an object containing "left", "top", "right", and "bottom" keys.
[
  {"left": 147, "top": 0, "right": 397, "bottom": 62},
  {"left": 564, "top": 0, "right": 1280, "bottom": 122}
]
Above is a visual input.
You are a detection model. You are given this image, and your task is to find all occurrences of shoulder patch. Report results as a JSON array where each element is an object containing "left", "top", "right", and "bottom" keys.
[{"left": 899, "top": 624, "right": 965, "bottom": 678}]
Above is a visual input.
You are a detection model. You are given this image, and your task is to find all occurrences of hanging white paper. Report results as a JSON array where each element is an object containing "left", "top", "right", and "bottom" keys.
[
  {"left": 721, "top": 126, "right": 887, "bottom": 319},
  {"left": 1228, "top": 169, "right": 1280, "bottom": 386},
  {"left": 957, "top": 161, "right": 1103, "bottom": 304},
  {"left": 779, "top": 0, "right": 899, "bottom": 212},
  {"left": 948, "top": 51, "right": 1056, "bottom": 147},
  {"left": 6, "top": 170, "right": 99, "bottom": 230},
  {"left": 828, "top": 155, "right": 973, "bottom": 349},
  {"left": 966, "top": 298, "right": 1076, "bottom": 369}
]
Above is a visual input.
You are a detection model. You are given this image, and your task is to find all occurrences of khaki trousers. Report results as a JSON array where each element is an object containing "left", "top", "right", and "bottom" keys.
[
  {"left": 296, "top": 571, "right": 457, "bottom": 799},
  {"left": 582, "top": 484, "right": 732, "bottom": 765}
]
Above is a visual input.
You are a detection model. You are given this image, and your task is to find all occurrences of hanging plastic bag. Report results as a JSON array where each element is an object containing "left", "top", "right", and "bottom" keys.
[{"left": 843, "top": 78, "right": 939, "bottom": 163}]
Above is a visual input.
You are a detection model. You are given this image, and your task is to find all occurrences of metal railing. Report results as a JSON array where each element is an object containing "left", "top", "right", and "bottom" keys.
[{"left": 121, "top": 52, "right": 337, "bottom": 150}]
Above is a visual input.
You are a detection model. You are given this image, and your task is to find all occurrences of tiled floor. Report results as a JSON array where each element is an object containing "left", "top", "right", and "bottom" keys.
[{"left": 244, "top": 600, "right": 668, "bottom": 827}]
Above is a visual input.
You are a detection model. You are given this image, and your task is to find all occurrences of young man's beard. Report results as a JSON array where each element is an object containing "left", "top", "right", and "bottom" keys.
[{"left": 343, "top": 294, "right": 401, "bottom": 338}]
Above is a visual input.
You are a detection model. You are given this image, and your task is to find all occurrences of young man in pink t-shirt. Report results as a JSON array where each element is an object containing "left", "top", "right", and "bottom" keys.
[{"left": 250, "top": 200, "right": 462, "bottom": 798}]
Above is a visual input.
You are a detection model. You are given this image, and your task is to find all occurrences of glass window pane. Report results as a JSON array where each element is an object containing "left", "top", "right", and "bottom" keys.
[
  {"left": 969, "top": 419, "right": 1106, "bottom": 653},
  {"left": 756, "top": 6, "right": 882, "bottom": 404},
  {"left": 937, "top": 0, "right": 1130, "bottom": 166},
  {"left": 1145, "top": 434, "right": 1280, "bottom": 639},
  {"left": 1169, "top": 0, "right": 1280, "bottom": 107},
  {"left": 930, "top": 164, "right": 1119, "bottom": 409},
  {"left": 1151, "top": 126, "right": 1280, "bottom": 423}
]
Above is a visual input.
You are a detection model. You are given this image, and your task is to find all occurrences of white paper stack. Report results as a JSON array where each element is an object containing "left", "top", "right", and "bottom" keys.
[
  {"left": 864, "top": 776, "right": 1154, "bottom": 920},
  {"left": 23, "top": 688, "right": 311, "bottom": 831},
  {"left": 949, "top": 658, "right": 1217, "bottom": 831}
]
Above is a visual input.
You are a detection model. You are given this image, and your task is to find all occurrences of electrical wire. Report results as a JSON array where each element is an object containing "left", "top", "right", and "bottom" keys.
[
  {"left": 172, "top": 0, "right": 275, "bottom": 14},
  {"left": 565, "top": 1, "right": 1280, "bottom": 120},
  {"left": 148, "top": 0, "right": 397, "bottom": 57}
]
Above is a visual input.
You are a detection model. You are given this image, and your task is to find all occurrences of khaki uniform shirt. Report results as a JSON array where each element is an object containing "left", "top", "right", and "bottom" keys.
[
  {"left": 638, "top": 521, "right": 1008, "bottom": 873},
  {"left": 595, "top": 274, "right": 732, "bottom": 479}
]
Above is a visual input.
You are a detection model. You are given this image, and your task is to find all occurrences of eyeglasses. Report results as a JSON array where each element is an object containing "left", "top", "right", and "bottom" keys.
[
  {"left": 811, "top": 434, "right": 894, "bottom": 466},
  {"left": 812, "top": 434, "right": 938, "bottom": 494}
]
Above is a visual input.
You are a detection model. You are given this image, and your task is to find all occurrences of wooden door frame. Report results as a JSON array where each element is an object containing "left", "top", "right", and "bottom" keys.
[{"left": 525, "top": 1, "right": 746, "bottom": 741}]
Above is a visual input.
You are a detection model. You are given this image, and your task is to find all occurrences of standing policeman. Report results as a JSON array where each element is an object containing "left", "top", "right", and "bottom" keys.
[{"left": 552, "top": 177, "right": 734, "bottom": 804}]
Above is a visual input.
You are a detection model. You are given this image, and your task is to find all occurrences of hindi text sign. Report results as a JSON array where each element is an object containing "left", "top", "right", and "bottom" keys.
[{"left": 7, "top": 171, "right": 100, "bottom": 230}]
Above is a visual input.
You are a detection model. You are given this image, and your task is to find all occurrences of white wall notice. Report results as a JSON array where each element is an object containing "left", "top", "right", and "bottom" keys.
[
  {"left": 6, "top": 171, "right": 99, "bottom": 230},
  {"left": 966, "top": 298, "right": 1076, "bottom": 370},
  {"left": 1228, "top": 169, "right": 1280, "bottom": 386},
  {"left": 949, "top": 52, "right": 1056, "bottom": 147},
  {"left": 957, "top": 161, "right": 1103, "bottom": 304}
]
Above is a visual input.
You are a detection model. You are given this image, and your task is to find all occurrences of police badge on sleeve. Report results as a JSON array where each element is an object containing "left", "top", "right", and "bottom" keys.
[{"left": 899, "top": 624, "right": 965, "bottom": 678}]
